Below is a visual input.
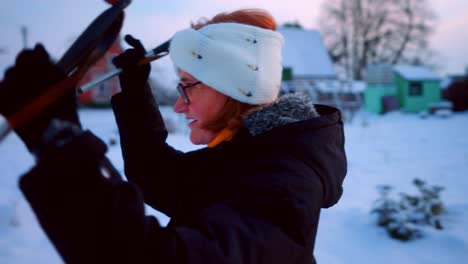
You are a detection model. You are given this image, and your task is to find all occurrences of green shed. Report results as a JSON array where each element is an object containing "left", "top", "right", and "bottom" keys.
[
  {"left": 393, "top": 65, "right": 441, "bottom": 112},
  {"left": 363, "top": 64, "right": 396, "bottom": 113}
]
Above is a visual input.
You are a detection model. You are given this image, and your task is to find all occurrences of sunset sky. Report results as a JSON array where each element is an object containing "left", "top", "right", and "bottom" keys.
[{"left": 1, "top": 0, "right": 467, "bottom": 78}]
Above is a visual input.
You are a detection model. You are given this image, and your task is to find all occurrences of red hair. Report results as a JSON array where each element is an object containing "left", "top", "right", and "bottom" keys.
[
  {"left": 191, "top": 9, "right": 277, "bottom": 132},
  {"left": 191, "top": 9, "right": 277, "bottom": 30}
]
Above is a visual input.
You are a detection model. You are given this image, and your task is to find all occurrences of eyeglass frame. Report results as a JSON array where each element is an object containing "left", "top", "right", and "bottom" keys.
[{"left": 177, "top": 81, "right": 201, "bottom": 104}]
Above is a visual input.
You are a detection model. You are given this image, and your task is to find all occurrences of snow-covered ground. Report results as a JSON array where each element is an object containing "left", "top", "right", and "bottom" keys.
[{"left": 1, "top": 107, "right": 467, "bottom": 263}]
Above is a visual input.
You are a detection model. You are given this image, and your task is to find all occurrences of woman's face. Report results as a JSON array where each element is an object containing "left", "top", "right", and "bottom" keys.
[{"left": 173, "top": 70, "right": 228, "bottom": 145}]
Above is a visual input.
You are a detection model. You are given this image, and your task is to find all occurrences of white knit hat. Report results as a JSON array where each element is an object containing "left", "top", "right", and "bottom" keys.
[{"left": 169, "top": 23, "right": 284, "bottom": 105}]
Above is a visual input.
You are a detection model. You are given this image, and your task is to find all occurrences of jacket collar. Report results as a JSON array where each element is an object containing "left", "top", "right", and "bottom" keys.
[{"left": 243, "top": 93, "right": 320, "bottom": 136}]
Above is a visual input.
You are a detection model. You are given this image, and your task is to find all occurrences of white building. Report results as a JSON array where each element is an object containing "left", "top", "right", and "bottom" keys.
[
  {"left": 278, "top": 27, "right": 362, "bottom": 120},
  {"left": 278, "top": 27, "right": 336, "bottom": 80},
  {"left": 277, "top": 27, "right": 341, "bottom": 97}
]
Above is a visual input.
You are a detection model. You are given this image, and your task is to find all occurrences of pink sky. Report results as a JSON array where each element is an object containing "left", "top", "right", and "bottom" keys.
[{"left": 0, "top": 0, "right": 467, "bottom": 77}]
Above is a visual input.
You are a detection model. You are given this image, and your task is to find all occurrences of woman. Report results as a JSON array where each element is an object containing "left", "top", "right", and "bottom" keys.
[{"left": 0, "top": 9, "right": 346, "bottom": 264}]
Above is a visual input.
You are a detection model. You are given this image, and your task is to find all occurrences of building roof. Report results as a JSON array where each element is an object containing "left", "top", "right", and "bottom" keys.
[
  {"left": 364, "top": 64, "right": 394, "bottom": 85},
  {"left": 393, "top": 65, "right": 440, "bottom": 81},
  {"left": 277, "top": 27, "right": 336, "bottom": 79}
]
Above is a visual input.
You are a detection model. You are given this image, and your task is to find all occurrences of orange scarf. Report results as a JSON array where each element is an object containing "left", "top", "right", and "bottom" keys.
[{"left": 207, "top": 127, "right": 236, "bottom": 148}]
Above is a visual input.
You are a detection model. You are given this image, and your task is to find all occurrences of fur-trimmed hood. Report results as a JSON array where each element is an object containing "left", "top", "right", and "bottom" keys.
[{"left": 243, "top": 93, "right": 320, "bottom": 136}]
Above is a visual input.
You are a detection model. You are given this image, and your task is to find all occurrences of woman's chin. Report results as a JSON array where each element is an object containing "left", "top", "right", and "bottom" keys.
[{"left": 189, "top": 128, "right": 217, "bottom": 145}]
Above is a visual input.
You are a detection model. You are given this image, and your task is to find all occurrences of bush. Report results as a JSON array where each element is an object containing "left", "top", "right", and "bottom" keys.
[{"left": 371, "top": 178, "right": 446, "bottom": 241}]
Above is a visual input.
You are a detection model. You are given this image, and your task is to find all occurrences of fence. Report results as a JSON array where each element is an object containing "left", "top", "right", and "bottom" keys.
[{"left": 281, "top": 79, "right": 363, "bottom": 122}]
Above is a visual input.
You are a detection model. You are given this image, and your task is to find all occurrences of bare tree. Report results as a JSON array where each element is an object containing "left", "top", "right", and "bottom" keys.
[{"left": 319, "top": 0, "right": 436, "bottom": 80}]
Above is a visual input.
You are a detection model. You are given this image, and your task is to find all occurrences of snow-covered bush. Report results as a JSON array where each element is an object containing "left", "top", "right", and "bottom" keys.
[
  {"left": 406, "top": 179, "right": 445, "bottom": 229},
  {"left": 371, "top": 179, "right": 446, "bottom": 241}
]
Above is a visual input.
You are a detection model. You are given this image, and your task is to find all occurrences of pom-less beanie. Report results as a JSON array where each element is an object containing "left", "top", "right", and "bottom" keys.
[{"left": 169, "top": 23, "right": 284, "bottom": 105}]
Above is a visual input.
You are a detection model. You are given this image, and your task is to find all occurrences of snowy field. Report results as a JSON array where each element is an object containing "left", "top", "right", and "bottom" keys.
[{"left": 1, "top": 106, "right": 467, "bottom": 263}]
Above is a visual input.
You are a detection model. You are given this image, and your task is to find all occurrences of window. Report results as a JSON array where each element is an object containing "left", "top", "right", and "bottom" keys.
[{"left": 408, "top": 82, "right": 423, "bottom": 96}]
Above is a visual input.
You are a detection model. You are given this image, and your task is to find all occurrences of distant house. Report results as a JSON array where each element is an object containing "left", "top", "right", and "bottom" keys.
[
  {"left": 441, "top": 74, "right": 468, "bottom": 90},
  {"left": 364, "top": 64, "right": 398, "bottom": 113},
  {"left": 364, "top": 64, "right": 441, "bottom": 113},
  {"left": 442, "top": 75, "right": 468, "bottom": 111},
  {"left": 278, "top": 27, "right": 363, "bottom": 120},
  {"left": 277, "top": 27, "right": 337, "bottom": 95},
  {"left": 78, "top": 36, "right": 123, "bottom": 106},
  {"left": 278, "top": 27, "right": 336, "bottom": 81},
  {"left": 394, "top": 65, "right": 441, "bottom": 112}
]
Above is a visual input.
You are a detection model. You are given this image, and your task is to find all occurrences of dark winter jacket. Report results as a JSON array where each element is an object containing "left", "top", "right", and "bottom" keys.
[{"left": 19, "top": 92, "right": 346, "bottom": 264}]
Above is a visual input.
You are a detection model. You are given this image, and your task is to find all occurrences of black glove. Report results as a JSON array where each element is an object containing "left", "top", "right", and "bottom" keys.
[
  {"left": 112, "top": 35, "right": 151, "bottom": 96},
  {"left": 0, "top": 44, "right": 80, "bottom": 152}
]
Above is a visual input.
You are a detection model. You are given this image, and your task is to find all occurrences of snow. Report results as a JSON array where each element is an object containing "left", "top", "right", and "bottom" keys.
[
  {"left": 277, "top": 27, "right": 337, "bottom": 79},
  {"left": 394, "top": 65, "right": 441, "bottom": 81},
  {"left": 1, "top": 107, "right": 468, "bottom": 263}
]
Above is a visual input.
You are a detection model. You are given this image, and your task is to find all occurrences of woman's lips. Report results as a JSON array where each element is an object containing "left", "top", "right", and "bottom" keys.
[{"left": 188, "top": 119, "right": 198, "bottom": 128}]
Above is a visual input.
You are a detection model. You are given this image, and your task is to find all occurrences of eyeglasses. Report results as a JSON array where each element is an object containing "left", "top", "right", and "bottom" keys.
[{"left": 177, "top": 81, "right": 201, "bottom": 104}]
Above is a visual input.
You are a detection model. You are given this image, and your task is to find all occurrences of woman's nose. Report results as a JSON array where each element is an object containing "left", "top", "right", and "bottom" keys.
[{"left": 173, "top": 96, "right": 187, "bottom": 113}]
